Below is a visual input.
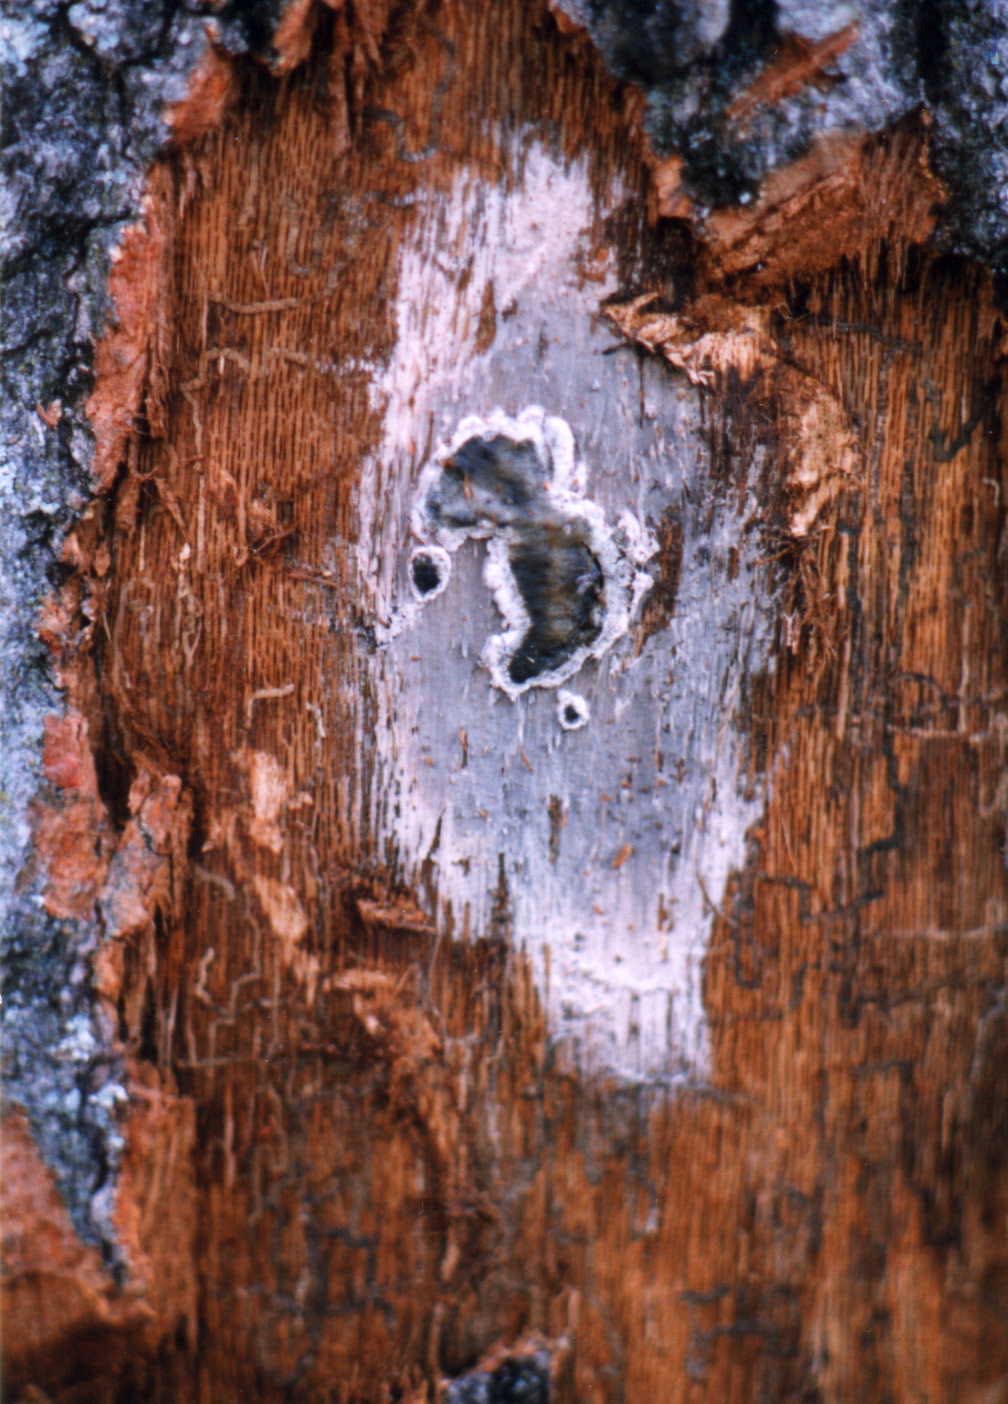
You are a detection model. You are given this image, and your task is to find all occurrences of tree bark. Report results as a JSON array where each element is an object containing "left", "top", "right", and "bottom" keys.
[{"left": 3, "top": 3, "right": 1008, "bottom": 1401}]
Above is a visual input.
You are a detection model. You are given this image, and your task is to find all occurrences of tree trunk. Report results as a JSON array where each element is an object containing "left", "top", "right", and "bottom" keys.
[{"left": 4, "top": 3, "right": 1007, "bottom": 1401}]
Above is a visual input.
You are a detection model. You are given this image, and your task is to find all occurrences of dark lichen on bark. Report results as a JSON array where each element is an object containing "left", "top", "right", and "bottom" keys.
[{"left": 566, "top": 0, "right": 1008, "bottom": 268}]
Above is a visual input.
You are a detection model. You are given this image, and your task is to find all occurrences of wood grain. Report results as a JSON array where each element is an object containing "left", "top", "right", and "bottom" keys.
[{"left": 56, "top": 2, "right": 1008, "bottom": 1398}]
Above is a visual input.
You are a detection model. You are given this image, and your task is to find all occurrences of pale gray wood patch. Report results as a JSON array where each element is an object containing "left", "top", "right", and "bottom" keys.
[{"left": 353, "top": 141, "right": 777, "bottom": 1080}]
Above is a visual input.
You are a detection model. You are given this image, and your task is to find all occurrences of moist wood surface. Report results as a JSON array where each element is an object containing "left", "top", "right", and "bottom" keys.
[{"left": 28, "top": 1, "right": 1008, "bottom": 1398}]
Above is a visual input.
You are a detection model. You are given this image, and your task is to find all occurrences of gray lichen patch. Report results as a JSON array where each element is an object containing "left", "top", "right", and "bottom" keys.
[{"left": 411, "top": 407, "right": 656, "bottom": 705}]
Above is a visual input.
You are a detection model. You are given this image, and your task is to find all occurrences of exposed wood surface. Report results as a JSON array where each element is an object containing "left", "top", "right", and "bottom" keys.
[{"left": 6, "top": 2, "right": 1008, "bottom": 1399}]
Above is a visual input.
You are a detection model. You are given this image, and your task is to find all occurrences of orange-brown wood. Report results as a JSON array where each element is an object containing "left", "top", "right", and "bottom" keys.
[{"left": 9, "top": 2, "right": 1007, "bottom": 1399}]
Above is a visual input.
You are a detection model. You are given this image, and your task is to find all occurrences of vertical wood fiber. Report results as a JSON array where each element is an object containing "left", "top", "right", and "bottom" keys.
[{"left": 81, "top": 3, "right": 1008, "bottom": 1398}]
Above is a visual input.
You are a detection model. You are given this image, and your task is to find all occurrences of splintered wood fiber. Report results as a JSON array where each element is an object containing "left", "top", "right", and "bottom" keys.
[{"left": 93, "top": 1, "right": 1008, "bottom": 1398}]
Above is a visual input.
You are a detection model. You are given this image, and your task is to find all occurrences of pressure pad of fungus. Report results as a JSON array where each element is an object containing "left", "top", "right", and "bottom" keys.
[{"left": 410, "top": 407, "right": 656, "bottom": 709}]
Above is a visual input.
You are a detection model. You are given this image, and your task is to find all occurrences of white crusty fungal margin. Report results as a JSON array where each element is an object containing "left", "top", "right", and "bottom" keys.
[{"left": 349, "top": 140, "right": 776, "bottom": 1081}]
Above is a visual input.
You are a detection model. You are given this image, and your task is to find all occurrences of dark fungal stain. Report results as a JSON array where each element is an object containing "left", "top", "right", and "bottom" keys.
[
  {"left": 474, "top": 278, "right": 497, "bottom": 355},
  {"left": 423, "top": 433, "right": 606, "bottom": 686},
  {"left": 548, "top": 794, "right": 565, "bottom": 865},
  {"left": 633, "top": 506, "right": 682, "bottom": 655},
  {"left": 426, "top": 434, "right": 544, "bottom": 530},
  {"left": 506, "top": 523, "right": 604, "bottom": 684}
]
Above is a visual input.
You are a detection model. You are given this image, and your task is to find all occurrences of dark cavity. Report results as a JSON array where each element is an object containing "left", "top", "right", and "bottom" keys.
[
  {"left": 411, "top": 551, "right": 443, "bottom": 596},
  {"left": 422, "top": 434, "right": 605, "bottom": 686}
]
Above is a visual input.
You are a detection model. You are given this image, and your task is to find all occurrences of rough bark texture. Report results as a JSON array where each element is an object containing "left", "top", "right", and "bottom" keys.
[
  {"left": 572, "top": 0, "right": 1008, "bottom": 268},
  {"left": 2, "top": 2, "right": 1007, "bottom": 1401}
]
